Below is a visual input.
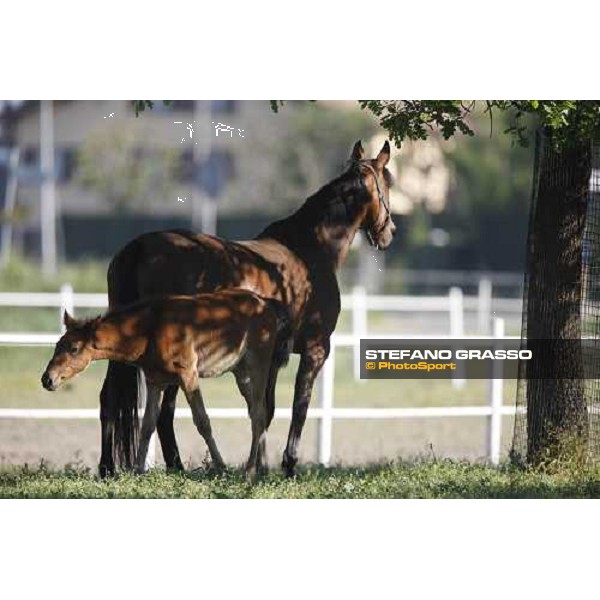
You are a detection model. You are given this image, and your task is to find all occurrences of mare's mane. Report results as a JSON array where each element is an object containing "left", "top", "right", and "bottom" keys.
[{"left": 256, "top": 161, "right": 393, "bottom": 241}]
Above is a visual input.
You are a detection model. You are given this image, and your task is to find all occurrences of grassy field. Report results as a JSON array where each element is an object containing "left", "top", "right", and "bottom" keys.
[{"left": 1, "top": 460, "right": 599, "bottom": 498}]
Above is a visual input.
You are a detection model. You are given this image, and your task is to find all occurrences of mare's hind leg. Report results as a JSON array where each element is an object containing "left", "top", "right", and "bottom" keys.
[
  {"left": 181, "top": 376, "right": 225, "bottom": 470},
  {"left": 99, "top": 366, "right": 115, "bottom": 478},
  {"left": 157, "top": 385, "right": 184, "bottom": 471},
  {"left": 135, "top": 384, "right": 162, "bottom": 474}
]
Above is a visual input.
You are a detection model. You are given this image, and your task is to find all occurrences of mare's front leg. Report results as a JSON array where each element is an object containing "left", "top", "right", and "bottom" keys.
[
  {"left": 135, "top": 383, "right": 162, "bottom": 474},
  {"left": 156, "top": 385, "right": 184, "bottom": 471},
  {"left": 282, "top": 340, "right": 329, "bottom": 477},
  {"left": 181, "top": 374, "right": 225, "bottom": 470}
]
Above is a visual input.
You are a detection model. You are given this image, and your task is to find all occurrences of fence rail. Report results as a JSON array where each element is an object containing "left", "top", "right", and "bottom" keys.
[{"left": 0, "top": 286, "right": 523, "bottom": 466}]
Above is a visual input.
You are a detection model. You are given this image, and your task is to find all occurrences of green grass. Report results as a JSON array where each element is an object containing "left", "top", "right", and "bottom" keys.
[{"left": 1, "top": 460, "right": 599, "bottom": 498}]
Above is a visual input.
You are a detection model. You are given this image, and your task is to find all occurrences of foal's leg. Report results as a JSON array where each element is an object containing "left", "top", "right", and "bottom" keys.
[
  {"left": 182, "top": 375, "right": 225, "bottom": 469},
  {"left": 135, "top": 384, "right": 162, "bottom": 474},
  {"left": 246, "top": 383, "right": 268, "bottom": 482},
  {"left": 235, "top": 356, "right": 269, "bottom": 482},
  {"left": 157, "top": 385, "right": 184, "bottom": 471},
  {"left": 235, "top": 367, "right": 269, "bottom": 474}
]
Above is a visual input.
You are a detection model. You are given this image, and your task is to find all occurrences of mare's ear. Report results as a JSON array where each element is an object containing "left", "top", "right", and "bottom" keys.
[
  {"left": 351, "top": 140, "right": 365, "bottom": 162},
  {"left": 63, "top": 310, "right": 76, "bottom": 330},
  {"left": 376, "top": 140, "right": 391, "bottom": 169}
]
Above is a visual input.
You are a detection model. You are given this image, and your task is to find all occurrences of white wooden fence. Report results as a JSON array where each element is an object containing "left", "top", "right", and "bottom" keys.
[{"left": 0, "top": 284, "right": 523, "bottom": 465}]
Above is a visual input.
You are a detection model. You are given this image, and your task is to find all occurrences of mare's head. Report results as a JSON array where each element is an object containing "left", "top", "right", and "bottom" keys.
[
  {"left": 41, "top": 311, "right": 100, "bottom": 391},
  {"left": 350, "top": 140, "right": 396, "bottom": 250}
]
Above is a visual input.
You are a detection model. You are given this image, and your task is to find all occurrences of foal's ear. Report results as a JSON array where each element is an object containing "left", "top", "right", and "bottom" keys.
[
  {"left": 63, "top": 310, "right": 76, "bottom": 330},
  {"left": 376, "top": 140, "right": 391, "bottom": 169},
  {"left": 351, "top": 140, "right": 365, "bottom": 162}
]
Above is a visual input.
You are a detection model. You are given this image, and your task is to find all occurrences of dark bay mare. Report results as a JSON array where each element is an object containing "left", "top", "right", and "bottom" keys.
[{"left": 100, "top": 140, "right": 396, "bottom": 477}]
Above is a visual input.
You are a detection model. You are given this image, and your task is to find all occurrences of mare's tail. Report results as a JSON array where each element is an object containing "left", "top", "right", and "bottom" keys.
[
  {"left": 264, "top": 300, "right": 293, "bottom": 429},
  {"left": 104, "top": 239, "right": 144, "bottom": 469}
]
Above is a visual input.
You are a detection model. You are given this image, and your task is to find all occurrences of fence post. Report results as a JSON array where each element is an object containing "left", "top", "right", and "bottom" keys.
[
  {"left": 477, "top": 278, "right": 492, "bottom": 335},
  {"left": 0, "top": 147, "right": 20, "bottom": 269},
  {"left": 59, "top": 283, "right": 74, "bottom": 333},
  {"left": 317, "top": 343, "right": 335, "bottom": 466},
  {"left": 487, "top": 317, "right": 505, "bottom": 465},
  {"left": 352, "top": 286, "right": 367, "bottom": 382},
  {"left": 449, "top": 287, "right": 465, "bottom": 389}
]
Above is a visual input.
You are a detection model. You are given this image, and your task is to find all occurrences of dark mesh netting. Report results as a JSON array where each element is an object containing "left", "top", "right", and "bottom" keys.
[{"left": 512, "top": 132, "right": 600, "bottom": 463}]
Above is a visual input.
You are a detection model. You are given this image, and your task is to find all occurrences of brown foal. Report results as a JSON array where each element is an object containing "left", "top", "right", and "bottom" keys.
[{"left": 41, "top": 289, "right": 292, "bottom": 478}]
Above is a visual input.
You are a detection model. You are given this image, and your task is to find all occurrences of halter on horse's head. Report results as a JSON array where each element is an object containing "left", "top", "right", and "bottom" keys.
[{"left": 350, "top": 140, "right": 396, "bottom": 250}]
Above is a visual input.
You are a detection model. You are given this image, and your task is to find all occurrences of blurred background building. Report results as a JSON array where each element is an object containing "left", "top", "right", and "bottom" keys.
[{"left": 0, "top": 99, "right": 534, "bottom": 297}]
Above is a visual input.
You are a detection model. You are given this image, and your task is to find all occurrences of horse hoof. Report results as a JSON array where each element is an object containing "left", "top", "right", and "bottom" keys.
[
  {"left": 98, "top": 463, "right": 114, "bottom": 479},
  {"left": 212, "top": 461, "right": 226, "bottom": 473},
  {"left": 166, "top": 465, "right": 184, "bottom": 474},
  {"left": 284, "top": 466, "right": 297, "bottom": 479},
  {"left": 281, "top": 454, "right": 297, "bottom": 478},
  {"left": 166, "top": 460, "right": 185, "bottom": 473}
]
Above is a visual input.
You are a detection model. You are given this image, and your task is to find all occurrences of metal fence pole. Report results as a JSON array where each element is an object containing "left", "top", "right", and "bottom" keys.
[
  {"left": 477, "top": 278, "right": 492, "bottom": 335},
  {"left": 352, "top": 286, "right": 367, "bottom": 382},
  {"left": 317, "top": 344, "right": 336, "bottom": 466},
  {"left": 449, "top": 287, "right": 465, "bottom": 389},
  {"left": 40, "top": 100, "right": 57, "bottom": 276},
  {"left": 0, "top": 147, "right": 20, "bottom": 269},
  {"left": 487, "top": 317, "right": 505, "bottom": 465},
  {"left": 59, "top": 284, "right": 74, "bottom": 333}
]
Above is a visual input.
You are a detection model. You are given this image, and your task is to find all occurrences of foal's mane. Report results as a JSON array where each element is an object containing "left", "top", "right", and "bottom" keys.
[{"left": 67, "top": 298, "right": 151, "bottom": 335}]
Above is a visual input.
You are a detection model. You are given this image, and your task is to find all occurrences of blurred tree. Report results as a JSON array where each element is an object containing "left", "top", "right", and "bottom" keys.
[
  {"left": 225, "top": 101, "right": 377, "bottom": 215},
  {"left": 420, "top": 110, "right": 534, "bottom": 271},
  {"left": 76, "top": 126, "right": 179, "bottom": 213},
  {"left": 268, "top": 102, "right": 376, "bottom": 206}
]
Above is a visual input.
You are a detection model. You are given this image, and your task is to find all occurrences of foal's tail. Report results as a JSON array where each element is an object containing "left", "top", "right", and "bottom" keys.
[{"left": 264, "top": 300, "right": 293, "bottom": 429}]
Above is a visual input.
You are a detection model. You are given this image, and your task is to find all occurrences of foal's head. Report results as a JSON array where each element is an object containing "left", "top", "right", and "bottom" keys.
[
  {"left": 41, "top": 311, "right": 100, "bottom": 391},
  {"left": 350, "top": 140, "right": 396, "bottom": 250}
]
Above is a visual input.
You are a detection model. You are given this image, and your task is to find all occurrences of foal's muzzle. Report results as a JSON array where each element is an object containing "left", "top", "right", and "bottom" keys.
[{"left": 41, "top": 371, "right": 57, "bottom": 391}]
